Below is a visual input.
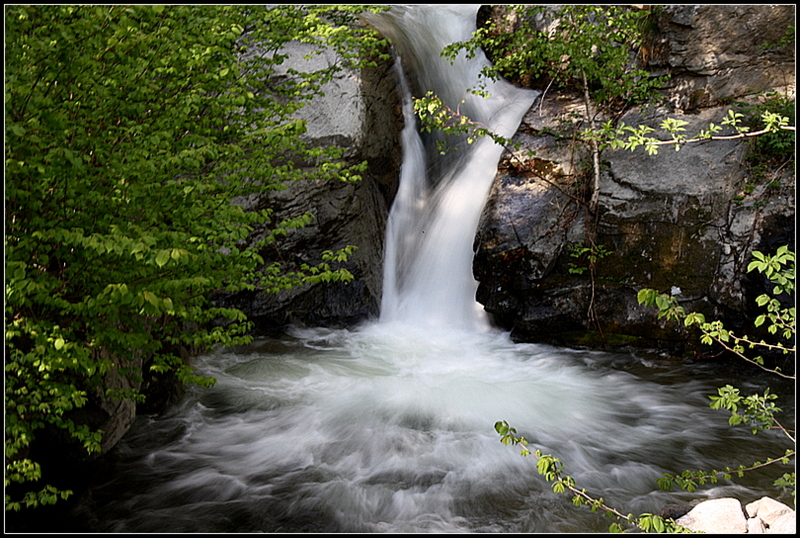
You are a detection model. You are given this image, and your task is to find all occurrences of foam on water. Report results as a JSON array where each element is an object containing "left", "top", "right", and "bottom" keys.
[{"left": 90, "top": 324, "right": 792, "bottom": 532}]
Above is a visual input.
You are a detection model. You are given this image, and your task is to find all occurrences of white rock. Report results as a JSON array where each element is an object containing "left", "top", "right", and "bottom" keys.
[
  {"left": 766, "top": 510, "right": 795, "bottom": 534},
  {"left": 746, "top": 497, "right": 793, "bottom": 524},
  {"left": 748, "top": 516, "right": 766, "bottom": 533},
  {"left": 676, "top": 498, "right": 748, "bottom": 534}
]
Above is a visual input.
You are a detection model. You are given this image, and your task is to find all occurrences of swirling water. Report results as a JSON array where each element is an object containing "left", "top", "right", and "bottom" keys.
[
  {"left": 86, "top": 324, "right": 793, "bottom": 533},
  {"left": 66, "top": 6, "right": 793, "bottom": 533}
]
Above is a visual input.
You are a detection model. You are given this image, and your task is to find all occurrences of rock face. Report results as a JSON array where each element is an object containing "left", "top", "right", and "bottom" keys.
[
  {"left": 220, "top": 38, "right": 402, "bottom": 331},
  {"left": 653, "top": 5, "right": 795, "bottom": 111},
  {"left": 472, "top": 5, "right": 795, "bottom": 348}
]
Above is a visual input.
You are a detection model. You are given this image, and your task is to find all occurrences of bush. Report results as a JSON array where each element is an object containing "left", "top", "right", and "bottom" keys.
[{"left": 5, "top": 4, "right": 386, "bottom": 510}]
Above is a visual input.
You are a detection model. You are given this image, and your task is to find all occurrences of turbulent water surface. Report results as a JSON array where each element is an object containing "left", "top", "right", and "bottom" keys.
[{"left": 84, "top": 324, "right": 793, "bottom": 533}]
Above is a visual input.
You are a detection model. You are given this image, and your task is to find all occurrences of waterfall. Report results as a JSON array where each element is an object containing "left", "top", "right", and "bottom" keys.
[{"left": 364, "top": 6, "right": 538, "bottom": 331}]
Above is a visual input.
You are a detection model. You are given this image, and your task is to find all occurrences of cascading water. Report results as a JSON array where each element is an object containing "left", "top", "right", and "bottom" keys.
[
  {"left": 372, "top": 5, "right": 538, "bottom": 331},
  {"left": 64, "top": 6, "right": 793, "bottom": 534}
]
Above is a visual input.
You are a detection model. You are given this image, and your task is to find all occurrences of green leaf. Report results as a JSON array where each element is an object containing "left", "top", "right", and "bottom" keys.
[{"left": 155, "top": 250, "right": 170, "bottom": 268}]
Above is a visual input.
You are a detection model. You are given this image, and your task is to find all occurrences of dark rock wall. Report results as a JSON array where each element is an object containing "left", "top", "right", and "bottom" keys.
[{"left": 472, "top": 5, "right": 795, "bottom": 348}]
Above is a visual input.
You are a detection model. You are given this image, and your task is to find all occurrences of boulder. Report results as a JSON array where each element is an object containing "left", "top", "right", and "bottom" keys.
[
  {"left": 676, "top": 498, "right": 749, "bottom": 533},
  {"left": 746, "top": 497, "right": 797, "bottom": 534}
]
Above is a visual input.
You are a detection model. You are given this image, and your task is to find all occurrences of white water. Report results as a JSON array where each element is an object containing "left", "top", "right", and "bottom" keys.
[
  {"left": 78, "top": 6, "right": 794, "bottom": 534},
  {"left": 370, "top": 5, "right": 538, "bottom": 331},
  {"left": 90, "top": 326, "right": 792, "bottom": 533}
]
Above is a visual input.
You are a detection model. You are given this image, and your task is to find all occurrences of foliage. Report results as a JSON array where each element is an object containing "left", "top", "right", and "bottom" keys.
[
  {"left": 419, "top": 6, "right": 794, "bottom": 164},
  {"left": 637, "top": 246, "right": 795, "bottom": 378},
  {"left": 413, "top": 92, "right": 517, "bottom": 155},
  {"left": 5, "top": 4, "right": 387, "bottom": 511},
  {"left": 567, "top": 243, "right": 612, "bottom": 276},
  {"left": 740, "top": 93, "right": 796, "bottom": 188},
  {"left": 586, "top": 107, "right": 795, "bottom": 156},
  {"left": 495, "top": 421, "right": 691, "bottom": 533},
  {"left": 738, "top": 93, "right": 794, "bottom": 203},
  {"left": 442, "top": 5, "right": 666, "bottom": 107},
  {"left": 638, "top": 247, "right": 795, "bottom": 500}
]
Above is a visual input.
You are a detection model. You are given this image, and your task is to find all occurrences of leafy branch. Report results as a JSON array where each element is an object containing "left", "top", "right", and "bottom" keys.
[
  {"left": 495, "top": 421, "right": 691, "bottom": 533},
  {"left": 587, "top": 109, "right": 795, "bottom": 155},
  {"left": 495, "top": 248, "right": 795, "bottom": 527},
  {"left": 658, "top": 447, "right": 796, "bottom": 494},
  {"left": 637, "top": 246, "right": 795, "bottom": 380},
  {"left": 638, "top": 247, "right": 795, "bottom": 500},
  {"left": 413, "top": 91, "right": 518, "bottom": 154}
]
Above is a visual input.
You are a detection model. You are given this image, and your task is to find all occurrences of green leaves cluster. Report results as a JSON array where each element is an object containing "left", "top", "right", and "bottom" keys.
[
  {"left": 587, "top": 108, "right": 795, "bottom": 156},
  {"left": 709, "top": 385, "right": 784, "bottom": 432},
  {"left": 749, "top": 93, "right": 796, "bottom": 158},
  {"left": 443, "top": 5, "right": 666, "bottom": 106},
  {"left": 567, "top": 243, "right": 612, "bottom": 275},
  {"left": 637, "top": 247, "right": 795, "bottom": 377},
  {"left": 413, "top": 92, "right": 515, "bottom": 155},
  {"left": 5, "top": 5, "right": 385, "bottom": 510}
]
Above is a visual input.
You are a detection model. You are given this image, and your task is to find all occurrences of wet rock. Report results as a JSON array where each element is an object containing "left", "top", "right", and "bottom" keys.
[
  {"left": 659, "top": 503, "right": 692, "bottom": 520},
  {"left": 472, "top": 5, "right": 795, "bottom": 348}
]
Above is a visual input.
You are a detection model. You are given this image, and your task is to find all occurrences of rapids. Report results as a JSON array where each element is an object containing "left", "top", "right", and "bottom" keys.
[{"left": 84, "top": 325, "right": 793, "bottom": 533}]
